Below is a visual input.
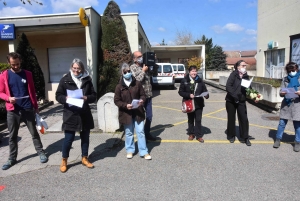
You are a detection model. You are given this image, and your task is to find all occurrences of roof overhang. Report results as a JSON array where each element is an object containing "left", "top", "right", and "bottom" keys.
[{"left": 151, "top": 45, "right": 203, "bottom": 51}]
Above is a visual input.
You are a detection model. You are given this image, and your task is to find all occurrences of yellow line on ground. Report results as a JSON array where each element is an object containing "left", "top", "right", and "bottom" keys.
[
  {"left": 154, "top": 101, "right": 226, "bottom": 103},
  {"left": 203, "top": 108, "right": 226, "bottom": 116},
  {"left": 153, "top": 105, "right": 182, "bottom": 112},
  {"left": 205, "top": 115, "right": 294, "bottom": 134},
  {"left": 134, "top": 139, "right": 295, "bottom": 144}
]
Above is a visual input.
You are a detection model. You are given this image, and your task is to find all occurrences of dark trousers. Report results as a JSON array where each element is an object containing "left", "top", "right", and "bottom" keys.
[
  {"left": 226, "top": 101, "right": 249, "bottom": 139},
  {"left": 144, "top": 97, "right": 153, "bottom": 137},
  {"left": 7, "top": 109, "right": 44, "bottom": 160},
  {"left": 62, "top": 130, "right": 90, "bottom": 158},
  {"left": 187, "top": 108, "right": 203, "bottom": 138}
]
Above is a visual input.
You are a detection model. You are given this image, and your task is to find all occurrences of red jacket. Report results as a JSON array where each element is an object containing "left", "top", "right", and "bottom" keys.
[{"left": 0, "top": 69, "right": 38, "bottom": 111}]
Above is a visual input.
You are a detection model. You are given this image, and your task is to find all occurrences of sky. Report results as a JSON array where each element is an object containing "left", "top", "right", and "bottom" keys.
[{"left": 0, "top": 0, "right": 257, "bottom": 51}]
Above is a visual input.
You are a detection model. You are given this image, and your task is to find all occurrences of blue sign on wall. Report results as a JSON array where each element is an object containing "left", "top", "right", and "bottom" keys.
[{"left": 0, "top": 24, "right": 16, "bottom": 40}]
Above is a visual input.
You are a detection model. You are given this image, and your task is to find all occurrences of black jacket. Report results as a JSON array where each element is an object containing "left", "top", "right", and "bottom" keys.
[
  {"left": 178, "top": 74, "right": 209, "bottom": 108},
  {"left": 55, "top": 72, "right": 97, "bottom": 131},
  {"left": 225, "top": 70, "right": 250, "bottom": 103}
]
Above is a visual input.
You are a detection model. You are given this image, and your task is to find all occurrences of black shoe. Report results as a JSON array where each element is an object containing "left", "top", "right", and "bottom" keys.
[
  {"left": 245, "top": 138, "right": 251, "bottom": 146},
  {"left": 2, "top": 159, "right": 17, "bottom": 170},
  {"left": 228, "top": 136, "right": 235, "bottom": 143},
  {"left": 146, "top": 135, "right": 156, "bottom": 141}
]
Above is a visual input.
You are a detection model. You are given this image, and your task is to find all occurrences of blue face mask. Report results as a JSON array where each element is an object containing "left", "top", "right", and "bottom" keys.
[
  {"left": 75, "top": 73, "right": 83, "bottom": 78},
  {"left": 123, "top": 72, "right": 132, "bottom": 80},
  {"left": 289, "top": 71, "right": 297, "bottom": 76}
]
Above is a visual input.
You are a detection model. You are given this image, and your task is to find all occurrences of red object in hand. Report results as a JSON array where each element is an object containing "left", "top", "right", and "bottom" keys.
[{"left": 39, "top": 126, "right": 45, "bottom": 134}]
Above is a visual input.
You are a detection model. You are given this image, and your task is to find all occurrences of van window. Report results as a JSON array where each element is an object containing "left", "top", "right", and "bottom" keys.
[
  {"left": 172, "top": 65, "right": 177, "bottom": 71},
  {"left": 178, "top": 65, "right": 185, "bottom": 71},
  {"left": 157, "top": 65, "right": 162, "bottom": 73},
  {"left": 163, "top": 65, "right": 173, "bottom": 73}
]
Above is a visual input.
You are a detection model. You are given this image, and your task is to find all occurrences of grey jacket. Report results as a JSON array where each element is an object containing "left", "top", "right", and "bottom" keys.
[{"left": 279, "top": 76, "right": 300, "bottom": 121}]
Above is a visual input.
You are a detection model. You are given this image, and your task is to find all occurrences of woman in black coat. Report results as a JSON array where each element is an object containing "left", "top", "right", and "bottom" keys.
[
  {"left": 225, "top": 60, "right": 251, "bottom": 146},
  {"left": 178, "top": 66, "right": 209, "bottom": 142},
  {"left": 55, "top": 58, "right": 96, "bottom": 173}
]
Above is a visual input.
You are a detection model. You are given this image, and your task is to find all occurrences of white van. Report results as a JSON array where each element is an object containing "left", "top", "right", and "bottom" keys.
[
  {"left": 172, "top": 63, "right": 186, "bottom": 81},
  {"left": 151, "top": 63, "right": 175, "bottom": 89}
]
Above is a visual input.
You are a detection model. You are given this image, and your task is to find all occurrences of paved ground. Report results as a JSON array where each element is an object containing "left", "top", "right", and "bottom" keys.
[{"left": 0, "top": 82, "right": 299, "bottom": 200}]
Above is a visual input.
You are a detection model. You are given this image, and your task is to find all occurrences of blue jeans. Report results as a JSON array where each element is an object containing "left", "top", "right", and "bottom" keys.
[
  {"left": 144, "top": 97, "right": 153, "bottom": 137},
  {"left": 276, "top": 119, "right": 300, "bottom": 142},
  {"left": 62, "top": 130, "right": 90, "bottom": 158},
  {"left": 124, "top": 117, "right": 148, "bottom": 156}
]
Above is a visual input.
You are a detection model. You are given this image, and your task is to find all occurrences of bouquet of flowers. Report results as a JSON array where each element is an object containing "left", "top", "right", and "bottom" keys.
[{"left": 246, "top": 88, "right": 263, "bottom": 102}]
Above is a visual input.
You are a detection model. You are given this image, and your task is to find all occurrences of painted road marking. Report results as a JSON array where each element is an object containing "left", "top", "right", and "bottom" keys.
[{"left": 151, "top": 106, "right": 294, "bottom": 134}]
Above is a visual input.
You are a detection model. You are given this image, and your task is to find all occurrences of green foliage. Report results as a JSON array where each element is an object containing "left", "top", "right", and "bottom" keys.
[
  {"left": 16, "top": 33, "right": 45, "bottom": 100},
  {"left": 98, "top": 1, "right": 132, "bottom": 98},
  {"left": 206, "top": 45, "right": 227, "bottom": 71},
  {"left": 187, "top": 56, "right": 203, "bottom": 70},
  {"left": 0, "top": 63, "right": 9, "bottom": 72},
  {"left": 246, "top": 88, "right": 259, "bottom": 96},
  {"left": 253, "top": 77, "right": 282, "bottom": 88}
]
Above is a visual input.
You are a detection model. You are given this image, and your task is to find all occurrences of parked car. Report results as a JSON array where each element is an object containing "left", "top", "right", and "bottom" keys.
[
  {"left": 151, "top": 63, "right": 175, "bottom": 89},
  {"left": 172, "top": 63, "right": 186, "bottom": 81}
]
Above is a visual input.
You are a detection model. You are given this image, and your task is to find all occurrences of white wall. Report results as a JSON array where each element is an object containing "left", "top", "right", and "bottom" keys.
[
  {"left": 121, "top": 14, "right": 139, "bottom": 52},
  {"left": 257, "top": 0, "right": 300, "bottom": 77}
]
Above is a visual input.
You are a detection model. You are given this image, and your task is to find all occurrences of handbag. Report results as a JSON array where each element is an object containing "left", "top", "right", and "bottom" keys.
[
  {"left": 182, "top": 83, "right": 198, "bottom": 113},
  {"left": 36, "top": 114, "right": 48, "bottom": 134}
]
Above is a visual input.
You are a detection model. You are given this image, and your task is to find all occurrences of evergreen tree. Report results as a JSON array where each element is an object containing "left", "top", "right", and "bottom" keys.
[
  {"left": 98, "top": 0, "right": 132, "bottom": 98},
  {"left": 194, "top": 35, "right": 213, "bottom": 68},
  {"left": 206, "top": 45, "right": 227, "bottom": 71},
  {"left": 16, "top": 33, "right": 45, "bottom": 100}
]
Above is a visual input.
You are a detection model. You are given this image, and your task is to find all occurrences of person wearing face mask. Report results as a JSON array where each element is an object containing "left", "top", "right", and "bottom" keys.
[
  {"left": 55, "top": 58, "right": 97, "bottom": 172},
  {"left": 273, "top": 62, "right": 300, "bottom": 152},
  {"left": 178, "top": 66, "right": 209, "bottom": 142},
  {"left": 114, "top": 63, "right": 152, "bottom": 160},
  {"left": 130, "top": 51, "right": 156, "bottom": 142},
  {"left": 225, "top": 60, "right": 252, "bottom": 146}
]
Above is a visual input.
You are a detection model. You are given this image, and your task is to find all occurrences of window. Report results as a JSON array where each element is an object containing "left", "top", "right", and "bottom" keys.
[
  {"left": 172, "top": 65, "right": 177, "bottom": 71},
  {"left": 163, "top": 65, "right": 172, "bottom": 73},
  {"left": 178, "top": 65, "right": 185, "bottom": 71},
  {"left": 157, "top": 65, "right": 162, "bottom": 73},
  {"left": 265, "top": 49, "right": 285, "bottom": 78}
]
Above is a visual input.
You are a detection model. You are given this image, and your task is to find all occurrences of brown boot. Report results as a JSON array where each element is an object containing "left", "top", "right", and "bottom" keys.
[
  {"left": 60, "top": 158, "right": 68, "bottom": 173},
  {"left": 82, "top": 156, "right": 94, "bottom": 168}
]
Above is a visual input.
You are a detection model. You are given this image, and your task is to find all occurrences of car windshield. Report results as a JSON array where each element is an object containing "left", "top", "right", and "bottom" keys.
[
  {"left": 163, "top": 65, "right": 172, "bottom": 73},
  {"left": 172, "top": 65, "right": 177, "bottom": 71},
  {"left": 178, "top": 65, "right": 185, "bottom": 71}
]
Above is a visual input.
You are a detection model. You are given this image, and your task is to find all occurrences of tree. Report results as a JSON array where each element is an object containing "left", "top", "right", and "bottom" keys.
[
  {"left": 187, "top": 56, "right": 203, "bottom": 70},
  {"left": 194, "top": 35, "right": 213, "bottom": 55},
  {"left": 16, "top": 33, "right": 45, "bottom": 100},
  {"left": 160, "top": 39, "right": 167, "bottom": 46},
  {"left": 98, "top": 0, "right": 132, "bottom": 98},
  {"left": 174, "top": 30, "right": 193, "bottom": 45},
  {"left": 1, "top": 0, "right": 43, "bottom": 6},
  {"left": 206, "top": 45, "right": 227, "bottom": 71}
]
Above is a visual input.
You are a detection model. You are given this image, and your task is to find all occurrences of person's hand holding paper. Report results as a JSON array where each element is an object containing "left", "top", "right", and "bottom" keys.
[
  {"left": 281, "top": 88, "right": 299, "bottom": 99},
  {"left": 241, "top": 77, "right": 254, "bottom": 88}
]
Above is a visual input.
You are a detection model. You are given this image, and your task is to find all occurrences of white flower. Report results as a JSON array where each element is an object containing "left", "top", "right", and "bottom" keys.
[{"left": 190, "top": 80, "right": 194, "bottom": 84}]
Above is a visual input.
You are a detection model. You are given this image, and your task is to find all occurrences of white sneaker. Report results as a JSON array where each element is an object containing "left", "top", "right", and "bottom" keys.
[
  {"left": 144, "top": 154, "right": 152, "bottom": 160},
  {"left": 126, "top": 153, "right": 133, "bottom": 159}
]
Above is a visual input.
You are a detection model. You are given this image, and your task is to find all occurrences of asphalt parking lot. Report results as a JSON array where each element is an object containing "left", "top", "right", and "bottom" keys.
[{"left": 0, "top": 83, "right": 299, "bottom": 201}]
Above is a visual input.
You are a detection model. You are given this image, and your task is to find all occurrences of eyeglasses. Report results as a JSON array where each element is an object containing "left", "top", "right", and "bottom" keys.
[
  {"left": 72, "top": 67, "right": 81, "bottom": 71},
  {"left": 124, "top": 70, "right": 131, "bottom": 74},
  {"left": 240, "top": 65, "right": 247, "bottom": 67}
]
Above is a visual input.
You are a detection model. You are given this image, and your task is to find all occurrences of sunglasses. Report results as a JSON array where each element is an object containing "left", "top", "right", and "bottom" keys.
[{"left": 124, "top": 70, "right": 131, "bottom": 74}]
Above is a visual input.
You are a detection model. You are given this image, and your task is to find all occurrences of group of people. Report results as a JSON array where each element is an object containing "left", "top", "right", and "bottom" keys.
[{"left": 1, "top": 51, "right": 300, "bottom": 172}]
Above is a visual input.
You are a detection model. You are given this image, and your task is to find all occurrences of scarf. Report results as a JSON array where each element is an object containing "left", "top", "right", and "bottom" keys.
[{"left": 284, "top": 72, "right": 300, "bottom": 106}]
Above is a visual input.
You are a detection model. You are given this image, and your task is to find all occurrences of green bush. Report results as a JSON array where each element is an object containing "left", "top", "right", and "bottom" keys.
[
  {"left": 252, "top": 76, "right": 282, "bottom": 88},
  {"left": 0, "top": 63, "right": 9, "bottom": 72}
]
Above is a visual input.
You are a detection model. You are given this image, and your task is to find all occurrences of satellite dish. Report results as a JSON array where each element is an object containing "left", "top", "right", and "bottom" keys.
[{"left": 79, "top": 7, "right": 89, "bottom": 27}]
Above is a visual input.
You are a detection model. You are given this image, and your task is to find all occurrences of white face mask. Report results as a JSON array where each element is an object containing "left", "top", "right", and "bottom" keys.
[
  {"left": 239, "top": 68, "right": 246, "bottom": 74},
  {"left": 289, "top": 71, "right": 297, "bottom": 76},
  {"left": 136, "top": 57, "right": 143, "bottom": 64}
]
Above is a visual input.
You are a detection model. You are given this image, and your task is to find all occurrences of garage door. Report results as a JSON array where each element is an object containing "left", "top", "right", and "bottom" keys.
[{"left": 48, "top": 47, "right": 87, "bottom": 82}]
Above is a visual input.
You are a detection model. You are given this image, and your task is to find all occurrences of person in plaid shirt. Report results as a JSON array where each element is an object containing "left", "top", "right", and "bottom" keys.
[{"left": 130, "top": 51, "right": 156, "bottom": 142}]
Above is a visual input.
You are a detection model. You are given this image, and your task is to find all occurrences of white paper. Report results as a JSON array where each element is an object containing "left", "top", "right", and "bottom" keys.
[
  {"left": 131, "top": 99, "right": 140, "bottom": 109},
  {"left": 241, "top": 77, "right": 254, "bottom": 88},
  {"left": 194, "top": 92, "right": 209, "bottom": 97},
  {"left": 67, "top": 89, "right": 83, "bottom": 99},
  {"left": 281, "top": 88, "right": 299, "bottom": 99},
  {"left": 15, "top": 95, "right": 29, "bottom": 100},
  {"left": 66, "top": 98, "right": 84, "bottom": 108}
]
